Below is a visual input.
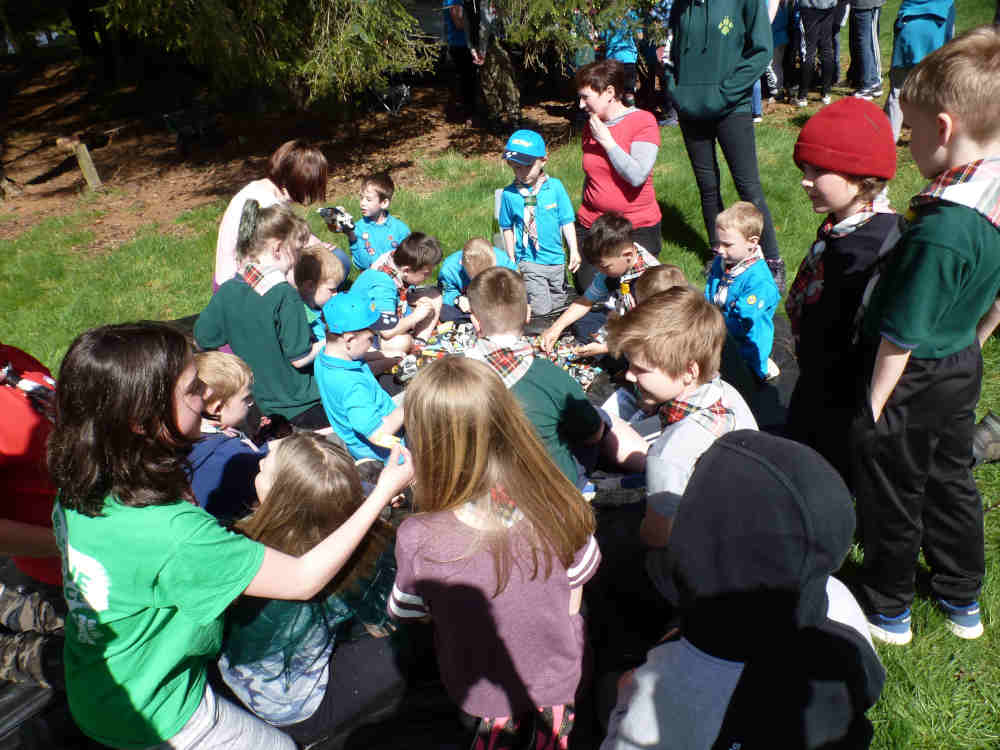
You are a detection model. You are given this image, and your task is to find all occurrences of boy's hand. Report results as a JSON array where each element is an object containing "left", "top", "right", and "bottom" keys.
[
  {"left": 573, "top": 342, "right": 606, "bottom": 358},
  {"left": 539, "top": 326, "right": 562, "bottom": 353},
  {"left": 375, "top": 444, "right": 414, "bottom": 499},
  {"left": 568, "top": 251, "right": 582, "bottom": 273}
]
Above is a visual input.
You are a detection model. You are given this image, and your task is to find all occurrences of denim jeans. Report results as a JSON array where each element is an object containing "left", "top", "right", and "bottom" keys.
[
  {"left": 850, "top": 7, "right": 882, "bottom": 90},
  {"left": 678, "top": 111, "right": 779, "bottom": 261},
  {"left": 751, "top": 79, "right": 762, "bottom": 117}
]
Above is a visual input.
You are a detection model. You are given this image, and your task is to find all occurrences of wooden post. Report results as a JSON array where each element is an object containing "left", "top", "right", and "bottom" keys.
[{"left": 56, "top": 136, "right": 102, "bottom": 190}]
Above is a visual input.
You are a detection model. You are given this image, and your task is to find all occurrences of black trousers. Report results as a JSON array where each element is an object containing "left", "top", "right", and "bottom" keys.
[
  {"left": 798, "top": 7, "right": 836, "bottom": 98},
  {"left": 678, "top": 111, "right": 780, "bottom": 262},
  {"left": 850, "top": 343, "right": 985, "bottom": 617}
]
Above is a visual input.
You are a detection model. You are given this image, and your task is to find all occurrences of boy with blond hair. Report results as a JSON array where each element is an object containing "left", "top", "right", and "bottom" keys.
[
  {"left": 188, "top": 351, "right": 265, "bottom": 520},
  {"left": 540, "top": 211, "right": 659, "bottom": 354},
  {"left": 466, "top": 267, "right": 647, "bottom": 486},
  {"left": 852, "top": 26, "right": 1000, "bottom": 645},
  {"left": 437, "top": 237, "right": 518, "bottom": 321},
  {"left": 333, "top": 173, "right": 411, "bottom": 271},
  {"left": 295, "top": 244, "right": 348, "bottom": 341},
  {"left": 606, "top": 287, "right": 757, "bottom": 598},
  {"left": 705, "top": 201, "right": 780, "bottom": 381}
]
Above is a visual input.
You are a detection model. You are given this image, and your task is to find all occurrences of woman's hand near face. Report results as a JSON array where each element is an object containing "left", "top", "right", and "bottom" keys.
[{"left": 589, "top": 114, "right": 615, "bottom": 150}]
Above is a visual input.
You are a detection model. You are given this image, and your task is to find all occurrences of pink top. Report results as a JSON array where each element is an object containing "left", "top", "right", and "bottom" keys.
[
  {"left": 390, "top": 511, "right": 601, "bottom": 717},
  {"left": 213, "top": 179, "right": 288, "bottom": 289},
  {"left": 578, "top": 108, "right": 662, "bottom": 230}
]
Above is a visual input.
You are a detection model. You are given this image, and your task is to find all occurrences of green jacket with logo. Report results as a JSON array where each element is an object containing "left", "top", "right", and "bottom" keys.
[{"left": 666, "top": 0, "right": 773, "bottom": 119}]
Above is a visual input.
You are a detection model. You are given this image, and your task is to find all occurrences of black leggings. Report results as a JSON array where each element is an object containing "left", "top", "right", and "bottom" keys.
[
  {"left": 678, "top": 111, "right": 779, "bottom": 262},
  {"left": 798, "top": 7, "right": 836, "bottom": 98}
]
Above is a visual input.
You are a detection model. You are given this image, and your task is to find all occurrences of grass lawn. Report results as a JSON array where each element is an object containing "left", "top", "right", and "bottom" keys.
[{"left": 2, "top": 2, "right": 999, "bottom": 747}]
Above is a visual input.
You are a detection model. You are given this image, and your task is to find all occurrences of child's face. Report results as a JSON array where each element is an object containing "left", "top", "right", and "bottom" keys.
[
  {"left": 217, "top": 384, "right": 253, "bottom": 430},
  {"left": 625, "top": 354, "right": 692, "bottom": 405},
  {"left": 401, "top": 265, "right": 433, "bottom": 286},
  {"left": 173, "top": 360, "right": 208, "bottom": 440},
  {"left": 344, "top": 329, "right": 375, "bottom": 359},
  {"left": 359, "top": 186, "right": 390, "bottom": 220},
  {"left": 714, "top": 226, "right": 758, "bottom": 266},
  {"left": 800, "top": 163, "right": 864, "bottom": 221},
  {"left": 508, "top": 157, "right": 546, "bottom": 186},
  {"left": 309, "top": 279, "right": 338, "bottom": 310},
  {"left": 255, "top": 450, "right": 278, "bottom": 502},
  {"left": 902, "top": 102, "right": 948, "bottom": 179},
  {"left": 595, "top": 244, "right": 635, "bottom": 279}
]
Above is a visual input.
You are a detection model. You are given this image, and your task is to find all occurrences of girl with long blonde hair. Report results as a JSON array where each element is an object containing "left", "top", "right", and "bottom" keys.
[{"left": 389, "top": 356, "right": 600, "bottom": 750}]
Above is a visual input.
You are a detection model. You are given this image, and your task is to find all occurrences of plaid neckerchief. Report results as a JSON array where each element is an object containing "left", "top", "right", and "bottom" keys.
[
  {"left": 615, "top": 243, "right": 657, "bottom": 314},
  {"left": 241, "top": 262, "right": 287, "bottom": 296},
  {"left": 710, "top": 246, "right": 765, "bottom": 308},
  {"left": 909, "top": 157, "right": 1000, "bottom": 229},
  {"left": 785, "top": 197, "right": 894, "bottom": 340},
  {"left": 374, "top": 251, "right": 409, "bottom": 318},
  {"left": 467, "top": 336, "right": 535, "bottom": 388},
  {"left": 854, "top": 159, "right": 1000, "bottom": 342},
  {"left": 517, "top": 173, "right": 548, "bottom": 252},
  {"left": 657, "top": 378, "right": 736, "bottom": 438}
]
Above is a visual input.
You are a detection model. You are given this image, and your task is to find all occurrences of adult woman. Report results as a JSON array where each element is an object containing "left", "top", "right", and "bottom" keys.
[
  {"left": 665, "top": 0, "right": 786, "bottom": 291},
  {"left": 575, "top": 59, "right": 661, "bottom": 291},
  {"left": 213, "top": 139, "right": 349, "bottom": 291}
]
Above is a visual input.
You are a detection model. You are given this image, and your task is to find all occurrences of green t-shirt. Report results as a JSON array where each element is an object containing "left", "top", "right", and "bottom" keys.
[
  {"left": 865, "top": 202, "right": 1000, "bottom": 359},
  {"left": 510, "top": 358, "right": 603, "bottom": 483},
  {"left": 195, "top": 277, "right": 321, "bottom": 419},
  {"left": 52, "top": 497, "right": 265, "bottom": 748}
]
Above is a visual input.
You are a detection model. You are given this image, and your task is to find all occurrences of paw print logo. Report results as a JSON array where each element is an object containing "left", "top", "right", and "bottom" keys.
[{"left": 719, "top": 16, "right": 734, "bottom": 35}]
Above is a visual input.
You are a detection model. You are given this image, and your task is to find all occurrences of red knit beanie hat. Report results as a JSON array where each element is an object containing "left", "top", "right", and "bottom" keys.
[{"left": 794, "top": 97, "right": 897, "bottom": 179}]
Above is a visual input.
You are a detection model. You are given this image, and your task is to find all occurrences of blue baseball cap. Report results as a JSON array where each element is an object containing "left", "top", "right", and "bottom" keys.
[
  {"left": 503, "top": 130, "right": 546, "bottom": 165},
  {"left": 322, "top": 292, "right": 397, "bottom": 335}
]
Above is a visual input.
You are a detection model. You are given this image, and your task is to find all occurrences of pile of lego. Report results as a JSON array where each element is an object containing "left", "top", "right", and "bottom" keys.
[{"left": 394, "top": 322, "right": 604, "bottom": 391}]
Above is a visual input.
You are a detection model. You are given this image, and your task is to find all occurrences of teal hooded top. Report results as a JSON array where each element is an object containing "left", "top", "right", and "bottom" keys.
[{"left": 665, "top": 0, "right": 773, "bottom": 119}]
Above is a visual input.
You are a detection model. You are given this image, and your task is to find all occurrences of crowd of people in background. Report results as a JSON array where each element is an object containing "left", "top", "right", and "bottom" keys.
[{"left": 5, "top": 5, "right": 1000, "bottom": 750}]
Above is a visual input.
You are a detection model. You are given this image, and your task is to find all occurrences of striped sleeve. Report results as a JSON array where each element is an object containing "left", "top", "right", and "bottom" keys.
[
  {"left": 567, "top": 535, "right": 601, "bottom": 588},
  {"left": 388, "top": 583, "right": 429, "bottom": 620}
]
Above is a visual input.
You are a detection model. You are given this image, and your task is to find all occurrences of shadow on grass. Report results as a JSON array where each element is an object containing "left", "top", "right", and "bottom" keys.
[{"left": 659, "top": 201, "right": 710, "bottom": 259}]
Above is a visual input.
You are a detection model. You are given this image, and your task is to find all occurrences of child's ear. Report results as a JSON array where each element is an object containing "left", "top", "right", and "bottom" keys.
[
  {"left": 748, "top": 235, "right": 761, "bottom": 248},
  {"left": 685, "top": 360, "right": 700, "bottom": 385},
  {"left": 937, "top": 111, "right": 955, "bottom": 148},
  {"left": 203, "top": 399, "right": 223, "bottom": 419},
  {"left": 379, "top": 198, "right": 390, "bottom": 212}
]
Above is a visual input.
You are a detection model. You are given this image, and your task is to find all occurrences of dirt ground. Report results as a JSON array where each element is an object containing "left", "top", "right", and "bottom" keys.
[{"left": 0, "top": 57, "right": 574, "bottom": 252}]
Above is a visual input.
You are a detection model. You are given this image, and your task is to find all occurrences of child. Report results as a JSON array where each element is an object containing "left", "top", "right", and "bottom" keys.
[
  {"left": 605, "top": 287, "right": 757, "bottom": 598},
  {"left": 389, "top": 356, "right": 601, "bottom": 747},
  {"left": 188, "top": 351, "right": 266, "bottom": 521},
  {"left": 499, "top": 129, "right": 580, "bottom": 317},
  {"left": 350, "top": 232, "right": 444, "bottom": 357},
  {"left": 883, "top": 0, "right": 955, "bottom": 142},
  {"left": 315, "top": 292, "right": 403, "bottom": 463},
  {"left": 218, "top": 434, "right": 404, "bottom": 746},
  {"left": 296, "top": 243, "right": 348, "bottom": 342},
  {"left": 466, "top": 267, "right": 648, "bottom": 486},
  {"left": 47, "top": 322, "right": 412, "bottom": 750},
  {"left": 785, "top": 97, "right": 899, "bottom": 483},
  {"left": 540, "top": 211, "right": 659, "bottom": 353},
  {"left": 438, "top": 236, "right": 518, "bottom": 322},
  {"left": 851, "top": 26, "right": 1000, "bottom": 645},
  {"left": 334, "top": 173, "right": 411, "bottom": 272},
  {"left": 602, "top": 431, "right": 885, "bottom": 750},
  {"left": 196, "top": 200, "right": 328, "bottom": 429},
  {"left": 705, "top": 201, "right": 780, "bottom": 382}
]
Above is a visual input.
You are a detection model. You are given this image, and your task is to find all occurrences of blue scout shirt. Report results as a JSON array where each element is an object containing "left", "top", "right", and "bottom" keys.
[
  {"left": 315, "top": 353, "right": 397, "bottom": 462},
  {"left": 705, "top": 255, "right": 779, "bottom": 380},
  {"left": 498, "top": 176, "right": 576, "bottom": 266},
  {"left": 350, "top": 214, "right": 411, "bottom": 271},
  {"left": 352, "top": 264, "right": 410, "bottom": 319},
  {"left": 437, "top": 247, "right": 519, "bottom": 306}
]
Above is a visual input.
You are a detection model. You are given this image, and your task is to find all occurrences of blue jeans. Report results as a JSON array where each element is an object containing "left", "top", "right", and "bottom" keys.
[
  {"left": 850, "top": 7, "right": 882, "bottom": 90},
  {"left": 751, "top": 79, "right": 762, "bottom": 117}
]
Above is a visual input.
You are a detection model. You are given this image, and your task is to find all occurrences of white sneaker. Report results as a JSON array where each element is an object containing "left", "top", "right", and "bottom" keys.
[
  {"left": 821, "top": 95, "right": 832, "bottom": 105},
  {"left": 796, "top": 98, "right": 808, "bottom": 108}
]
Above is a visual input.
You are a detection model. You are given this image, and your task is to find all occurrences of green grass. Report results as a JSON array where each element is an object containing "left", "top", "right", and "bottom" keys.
[{"left": 2, "top": 1, "right": 1000, "bottom": 746}]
